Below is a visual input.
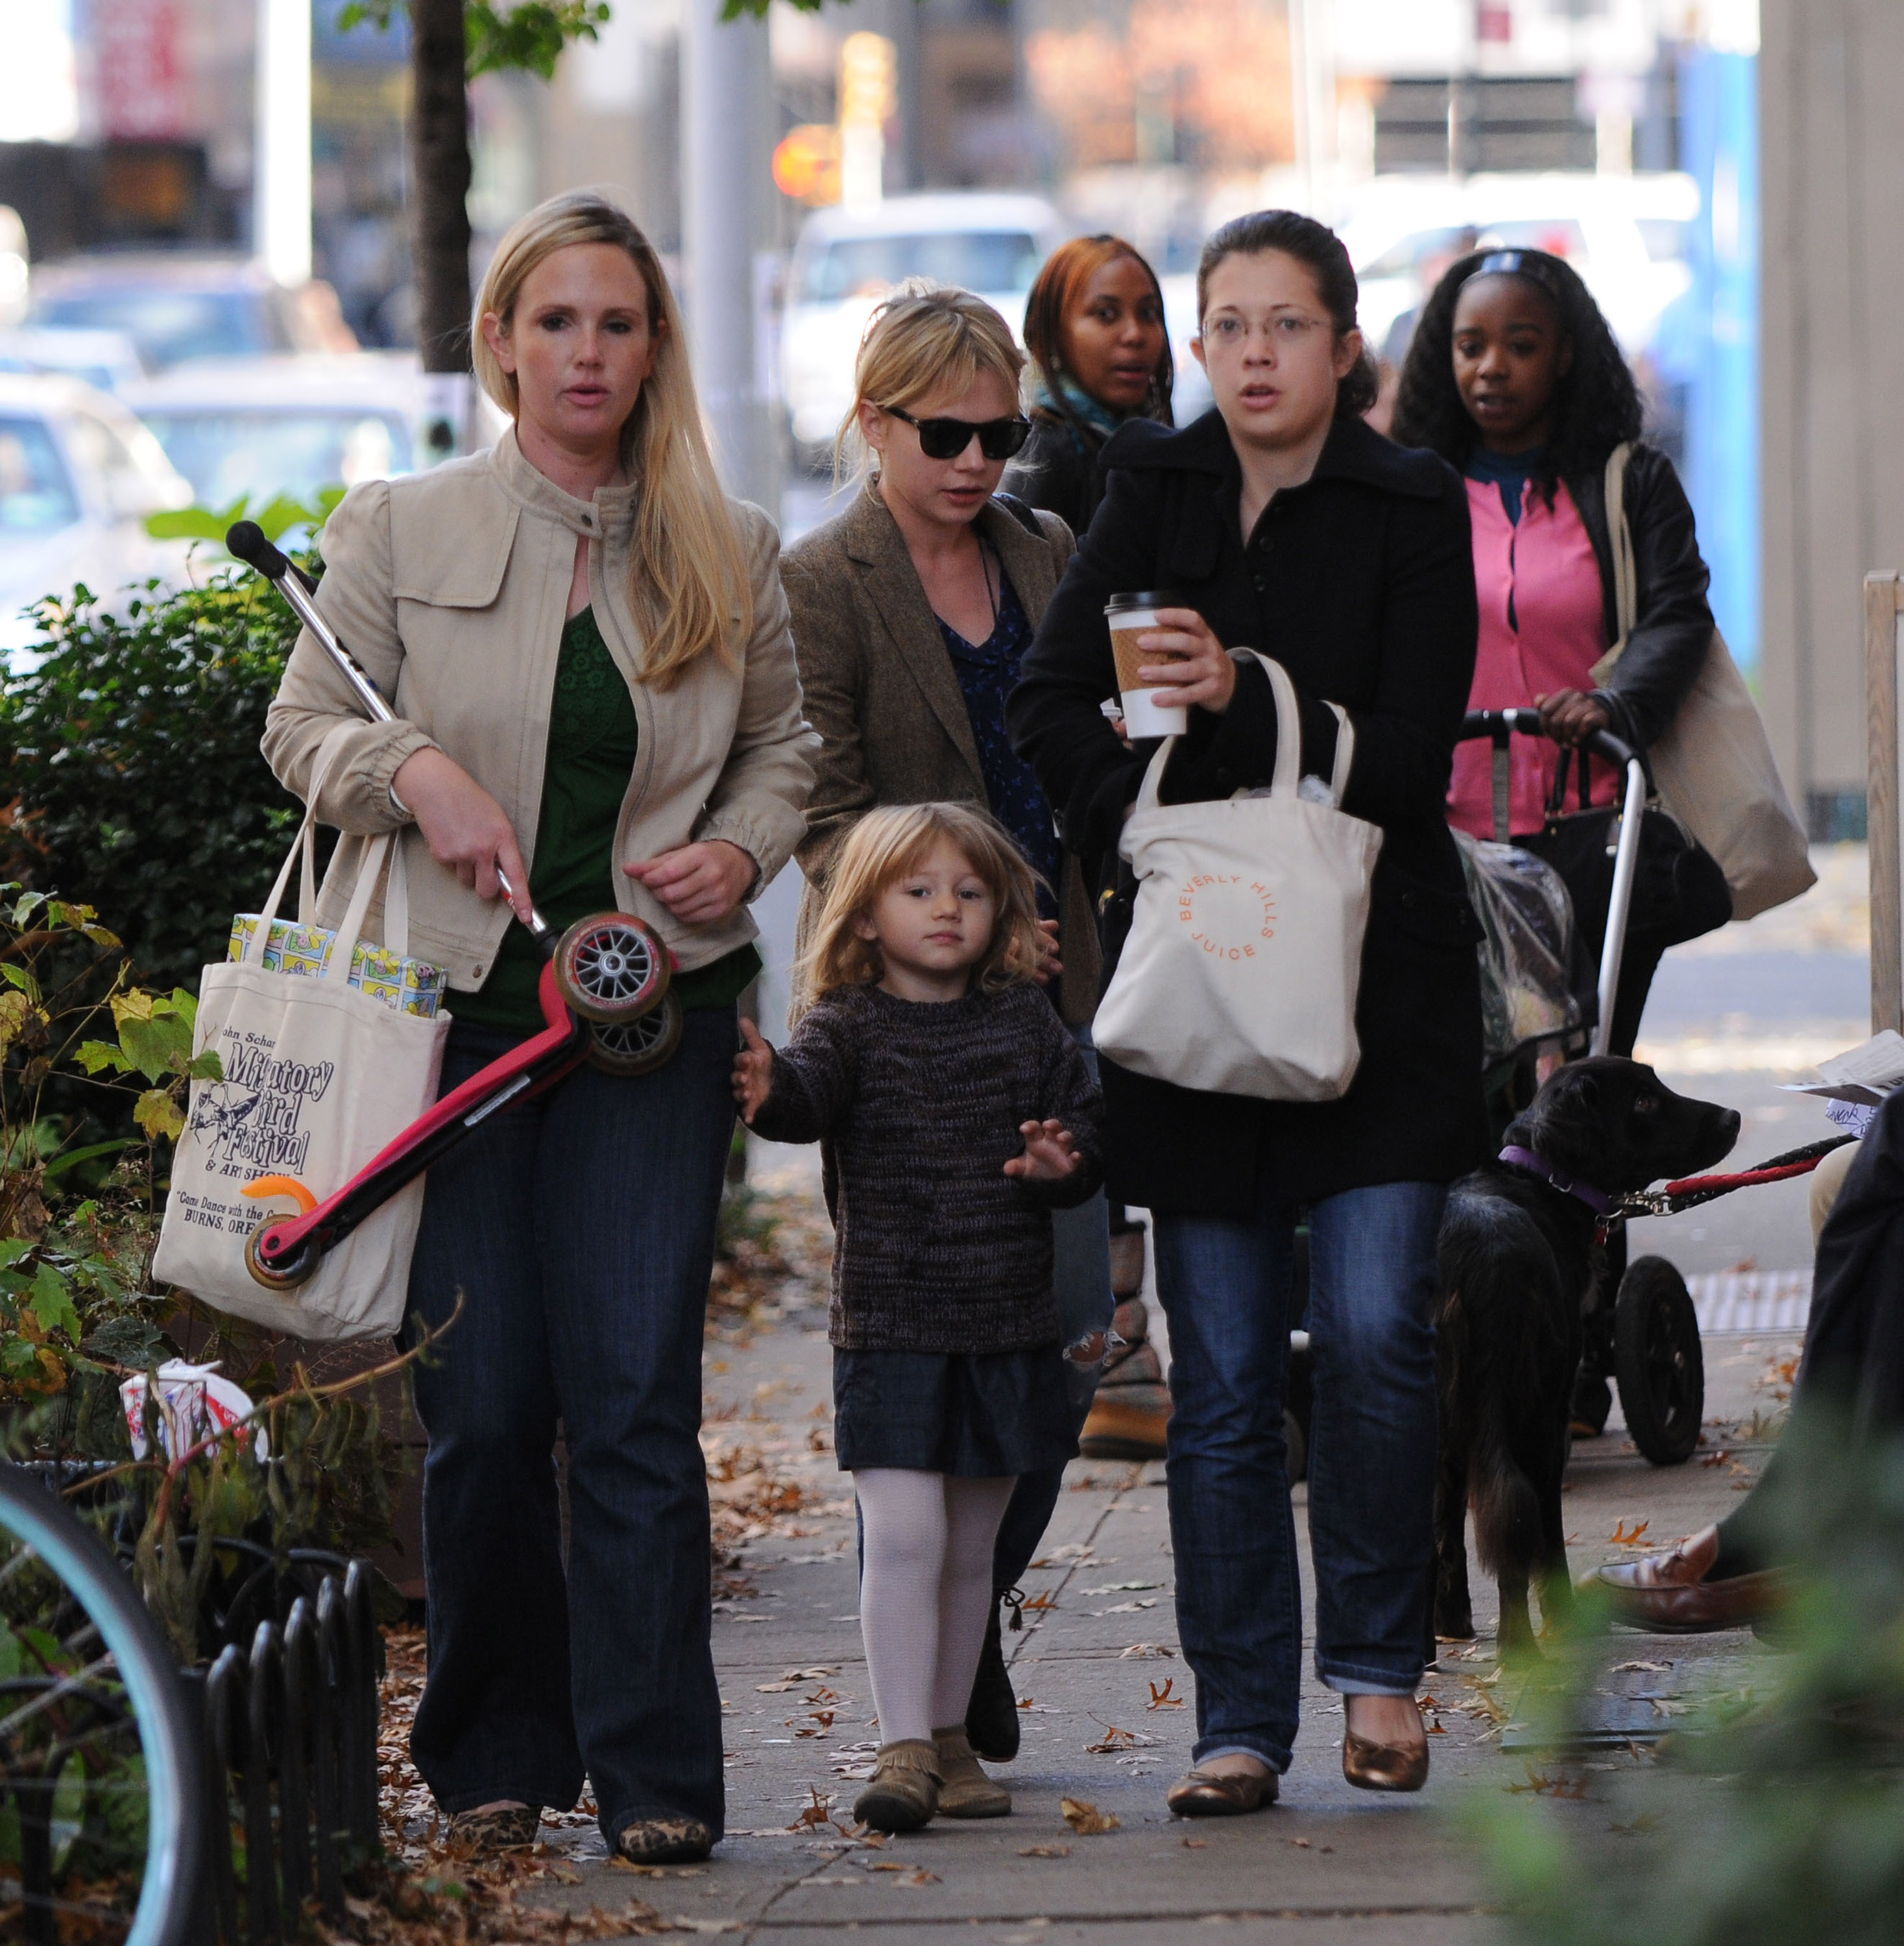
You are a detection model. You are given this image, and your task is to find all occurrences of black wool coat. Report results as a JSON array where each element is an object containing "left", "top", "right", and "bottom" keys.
[{"left": 1007, "top": 409, "right": 1489, "bottom": 1216}]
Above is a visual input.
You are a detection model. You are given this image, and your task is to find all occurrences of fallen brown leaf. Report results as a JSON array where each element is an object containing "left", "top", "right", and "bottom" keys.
[
  {"left": 1018, "top": 1844, "right": 1071, "bottom": 1857},
  {"left": 1061, "top": 1797, "right": 1120, "bottom": 1834}
]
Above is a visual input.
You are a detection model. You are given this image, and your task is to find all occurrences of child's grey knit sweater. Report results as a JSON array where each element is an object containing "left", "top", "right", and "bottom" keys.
[{"left": 750, "top": 981, "right": 1104, "bottom": 1353}]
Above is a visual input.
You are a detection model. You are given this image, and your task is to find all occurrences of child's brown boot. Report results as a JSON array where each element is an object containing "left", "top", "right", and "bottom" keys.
[
  {"left": 932, "top": 1725, "right": 1011, "bottom": 1818},
  {"left": 852, "top": 1738, "right": 941, "bottom": 1832}
]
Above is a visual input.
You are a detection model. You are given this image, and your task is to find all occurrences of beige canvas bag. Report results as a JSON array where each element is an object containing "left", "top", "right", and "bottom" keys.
[
  {"left": 1591, "top": 443, "right": 1814, "bottom": 922},
  {"left": 1094, "top": 654, "right": 1383, "bottom": 1101},
  {"left": 154, "top": 732, "right": 451, "bottom": 1339}
]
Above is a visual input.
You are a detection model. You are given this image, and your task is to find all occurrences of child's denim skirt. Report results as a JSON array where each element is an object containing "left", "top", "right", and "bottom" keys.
[{"left": 832, "top": 1345, "right": 1077, "bottom": 1476}]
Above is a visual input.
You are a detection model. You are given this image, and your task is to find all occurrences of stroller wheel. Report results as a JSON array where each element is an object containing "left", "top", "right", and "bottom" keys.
[
  {"left": 245, "top": 1215, "right": 319, "bottom": 1291},
  {"left": 587, "top": 991, "right": 684, "bottom": 1076},
  {"left": 555, "top": 913, "right": 669, "bottom": 1023},
  {"left": 1613, "top": 1256, "right": 1704, "bottom": 1465}
]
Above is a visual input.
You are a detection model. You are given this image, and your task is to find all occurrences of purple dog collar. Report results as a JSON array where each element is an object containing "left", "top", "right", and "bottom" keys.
[{"left": 1499, "top": 1144, "right": 1613, "bottom": 1216}]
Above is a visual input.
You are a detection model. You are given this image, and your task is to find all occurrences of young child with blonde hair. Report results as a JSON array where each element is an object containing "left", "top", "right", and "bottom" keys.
[{"left": 733, "top": 802, "right": 1102, "bottom": 1832}]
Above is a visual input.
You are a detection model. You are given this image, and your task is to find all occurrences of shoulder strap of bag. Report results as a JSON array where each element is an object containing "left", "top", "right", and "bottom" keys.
[
  {"left": 243, "top": 724, "right": 355, "bottom": 963},
  {"left": 1322, "top": 700, "right": 1355, "bottom": 805},
  {"left": 1602, "top": 440, "right": 1639, "bottom": 663},
  {"left": 1129, "top": 653, "right": 1321, "bottom": 815},
  {"left": 321, "top": 832, "right": 393, "bottom": 982},
  {"left": 991, "top": 490, "right": 1042, "bottom": 536}
]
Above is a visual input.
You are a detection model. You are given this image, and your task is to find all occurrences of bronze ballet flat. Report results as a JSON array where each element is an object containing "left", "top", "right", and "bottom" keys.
[
  {"left": 1166, "top": 1764, "right": 1279, "bottom": 1816},
  {"left": 1342, "top": 1730, "right": 1429, "bottom": 1793}
]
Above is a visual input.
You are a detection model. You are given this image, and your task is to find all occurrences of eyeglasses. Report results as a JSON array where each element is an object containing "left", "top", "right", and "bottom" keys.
[
  {"left": 884, "top": 405, "right": 1032, "bottom": 461},
  {"left": 1199, "top": 312, "right": 1331, "bottom": 346}
]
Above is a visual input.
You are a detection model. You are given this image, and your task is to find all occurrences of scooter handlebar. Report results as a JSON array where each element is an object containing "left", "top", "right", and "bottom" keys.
[{"left": 226, "top": 520, "right": 288, "bottom": 579}]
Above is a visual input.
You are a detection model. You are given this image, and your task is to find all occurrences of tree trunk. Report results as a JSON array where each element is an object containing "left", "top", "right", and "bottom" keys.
[{"left": 409, "top": 0, "right": 472, "bottom": 374}]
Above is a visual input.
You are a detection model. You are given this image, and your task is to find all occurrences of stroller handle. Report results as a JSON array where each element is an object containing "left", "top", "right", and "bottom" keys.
[
  {"left": 1458, "top": 706, "right": 1640, "bottom": 776},
  {"left": 1454, "top": 708, "right": 1646, "bottom": 1059},
  {"left": 227, "top": 520, "right": 552, "bottom": 939}
]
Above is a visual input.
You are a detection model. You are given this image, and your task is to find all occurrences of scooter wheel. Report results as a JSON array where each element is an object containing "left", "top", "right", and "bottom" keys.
[
  {"left": 245, "top": 1216, "right": 319, "bottom": 1291},
  {"left": 587, "top": 991, "right": 684, "bottom": 1076},
  {"left": 554, "top": 913, "right": 669, "bottom": 1023},
  {"left": 1613, "top": 1255, "right": 1704, "bottom": 1466}
]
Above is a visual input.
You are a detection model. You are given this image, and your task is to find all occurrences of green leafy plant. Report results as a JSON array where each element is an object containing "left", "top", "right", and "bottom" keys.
[
  {"left": 144, "top": 486, "right": 344, "bottom": 551},
  {"left": 0, "top": 567, "right": 307, "bottom": 1001},
  {"left": 337, "top": 0, "right": 612, "bottom": 77},
  {"left": 0, "top": 889, "right": 212, "bottom": 1426},
  {"left": 1474, "top": 1410, "right": 1904, "bottom": 1945}
]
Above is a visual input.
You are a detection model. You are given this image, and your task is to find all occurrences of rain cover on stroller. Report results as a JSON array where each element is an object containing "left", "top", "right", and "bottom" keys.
[{"left": 1454, "top": 830, "right": 1585, "bottom": 1066}]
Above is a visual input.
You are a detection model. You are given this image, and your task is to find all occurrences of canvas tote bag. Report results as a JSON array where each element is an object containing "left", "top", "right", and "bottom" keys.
[
  {"left": 1094, "top": 653, "right": 1384, "bottom": 1101},
  {"left": 1591, "top": 442, "right": 1814, "bottom": 922},
  {"left": 154, "top": 734, "right": 451, "bottom": 1339}
]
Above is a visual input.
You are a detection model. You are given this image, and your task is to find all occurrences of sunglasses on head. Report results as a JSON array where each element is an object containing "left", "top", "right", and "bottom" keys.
[{"left": 885, "top": 405, "right": 1031, "bottom": 462}]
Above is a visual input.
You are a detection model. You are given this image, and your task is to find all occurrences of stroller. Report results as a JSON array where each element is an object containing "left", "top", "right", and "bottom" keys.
[{"left": 1454, "top": 707, "right": 1709, "bottom": 1466}]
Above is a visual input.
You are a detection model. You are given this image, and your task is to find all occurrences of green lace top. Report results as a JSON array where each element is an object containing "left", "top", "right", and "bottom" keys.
[{"left": 453, "top": 606, "right": 760, "bottom": 1032}]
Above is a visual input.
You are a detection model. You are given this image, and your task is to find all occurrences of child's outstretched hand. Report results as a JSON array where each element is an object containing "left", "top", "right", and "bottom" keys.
[
  {"left": 1004, "top": 1118, "right": 1081, "bottom": 1183},
  {"left": 732, "top": 1019, "right": 775, "bottom": 1124}
]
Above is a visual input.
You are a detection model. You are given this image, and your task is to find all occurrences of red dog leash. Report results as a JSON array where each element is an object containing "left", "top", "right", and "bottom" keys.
[{"left": 1612, "top": 1135, "right": 1857, "bottom": 1224}]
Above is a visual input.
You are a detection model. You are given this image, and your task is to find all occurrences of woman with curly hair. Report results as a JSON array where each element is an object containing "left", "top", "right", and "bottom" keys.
[
  {"left": 1002, "top": 234, "right": 1174, "bottom": 535},
  {"left": 1391, "top": 246, "right": 1717, "bottom": 1053}
]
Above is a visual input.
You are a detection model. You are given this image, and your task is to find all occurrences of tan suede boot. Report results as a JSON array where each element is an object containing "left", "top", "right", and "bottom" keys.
[
  {"left": 852, "top": 1738, "right": 941, "bottom": 1832},
  {"left": 932, "top": 1725, "right": 1011, "bottom": 1818}
]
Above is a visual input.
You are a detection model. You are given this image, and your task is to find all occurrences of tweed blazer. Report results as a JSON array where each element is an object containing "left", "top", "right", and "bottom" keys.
[{"left": 780, "top": 479, "right": 1100, "bottom": 1023}]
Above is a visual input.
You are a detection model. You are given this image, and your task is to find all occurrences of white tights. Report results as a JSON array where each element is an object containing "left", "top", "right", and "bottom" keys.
[{"left": 854, "top": 1469, "right": 1017, "bottom": 1747}]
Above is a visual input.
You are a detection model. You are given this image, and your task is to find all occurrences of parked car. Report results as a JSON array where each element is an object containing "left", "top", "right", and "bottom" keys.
[
  {"left": 121, "top": 353, "right": 508, "bottom": 509},
  {"left": 26, "top": 256, "right": 356, "bottom": 372},
  {"left": 1341, "top": 171, "right": 1701, "bottom": 362},
  {"left": 0, "top": 373, "right": 193, "bottom": 667},
  {"left": 0, "top": 326, "right": 149, "bottom": 395},
  {"left": 780, "top": 193, "right": 1065, "bottom": 468}
]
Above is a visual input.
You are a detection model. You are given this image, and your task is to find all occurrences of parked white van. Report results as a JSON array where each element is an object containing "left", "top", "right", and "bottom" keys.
[{"left": 781, "top": 193, "right": 1065, "bottom": 468}]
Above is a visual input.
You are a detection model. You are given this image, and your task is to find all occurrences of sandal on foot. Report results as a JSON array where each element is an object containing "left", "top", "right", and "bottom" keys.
[
  {"left": 852, "top": 1739, "right": 941, "bottom": 1832},
  {"left": 446, "top": 1803, "right": 541, "bottom": 1853},
  {"left": 614, "top": 1816, "right": 714, "bottom": 1864},
  {"left": 932, "top": 1725, "right": 1011, "bottom": 1818},
  {"left": 1165, "top": 1765, "right": 1278, "bottom": 1817}
]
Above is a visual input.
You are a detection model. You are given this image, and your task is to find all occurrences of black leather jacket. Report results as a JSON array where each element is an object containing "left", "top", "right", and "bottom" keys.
[
  {"left": 1565, "top": 442, "right": 1713, "bottom": 752},
  {"left": 1000, "top": 409, "right": 1105, "bottom": 537}
]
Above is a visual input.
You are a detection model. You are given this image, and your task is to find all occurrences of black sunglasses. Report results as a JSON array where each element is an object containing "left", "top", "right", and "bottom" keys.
[{"left": 886, "top": 405, "right": 1031, "bottom": 462}]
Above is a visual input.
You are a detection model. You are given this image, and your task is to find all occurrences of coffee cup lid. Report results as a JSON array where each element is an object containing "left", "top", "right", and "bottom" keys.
[{"left": 1105, "top": 590, "right": 1185, "bottom": 614}]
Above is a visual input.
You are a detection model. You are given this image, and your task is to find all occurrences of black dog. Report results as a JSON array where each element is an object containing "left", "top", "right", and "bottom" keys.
[{"left": 1434, "top": 1058, "right": 1739, "bottom": 1659}]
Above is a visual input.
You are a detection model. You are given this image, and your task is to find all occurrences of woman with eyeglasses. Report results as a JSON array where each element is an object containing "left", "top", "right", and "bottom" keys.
[
  {"left": 780, "top": 281, "right": 1112, "bottom": 1774},
  {"left": 1009, "top": 211, "right": 1484, "bottom": 1812},
  {"left": 1001, "top": 234, "right": 1175, "bottom": 537}
]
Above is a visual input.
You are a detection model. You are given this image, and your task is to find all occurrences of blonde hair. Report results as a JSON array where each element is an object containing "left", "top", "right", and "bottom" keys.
[
  {"left": 473, "top": 191, "right": 751, "bottom": 689},
  {"left": 803, "top": 803, "right": 1048, "bottom": 1000},
  {"left": 834, "top": 280, "right": 1026, "bottom": 483}
]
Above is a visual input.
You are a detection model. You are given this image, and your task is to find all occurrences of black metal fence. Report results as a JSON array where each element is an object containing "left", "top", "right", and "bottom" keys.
[{"left": 183, "top": 1552, "right": 383, "bottom": 1946}]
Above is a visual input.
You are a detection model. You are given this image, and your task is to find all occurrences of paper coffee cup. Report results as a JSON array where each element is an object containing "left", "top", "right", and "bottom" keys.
[{"left": 1105, "top": 591, "right": 1189, "bottom": 738}]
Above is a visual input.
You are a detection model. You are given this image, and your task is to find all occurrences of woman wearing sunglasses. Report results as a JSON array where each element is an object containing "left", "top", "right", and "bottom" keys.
[{"left": 780, "top": 280, "right": 1112, "bottom": 1770}]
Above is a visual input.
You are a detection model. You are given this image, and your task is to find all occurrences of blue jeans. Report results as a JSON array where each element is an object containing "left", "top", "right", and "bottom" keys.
[
  {"left": 991, "top": 1031, "right": 1113, "bottom": 1594},
  {"left": 405, "top": 1010, "right": 737, "bottom": 1843},
  {"left": 1153, "top": 1179, "right": 1445, "bottom": 1770}
]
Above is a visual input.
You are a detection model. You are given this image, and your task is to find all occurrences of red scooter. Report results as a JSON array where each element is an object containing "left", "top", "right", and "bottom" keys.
[{"left": 226, "top": 520, "right": 681, "bottom": 1292}]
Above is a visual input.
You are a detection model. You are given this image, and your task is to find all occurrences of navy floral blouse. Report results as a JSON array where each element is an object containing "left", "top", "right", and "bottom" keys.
[{"left": 937, "top": 562, "right": 1063, "bottom": 918}]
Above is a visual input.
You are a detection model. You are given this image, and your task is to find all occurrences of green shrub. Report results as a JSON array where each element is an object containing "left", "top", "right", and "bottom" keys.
[{"left": 0, "top": 570, "right": 306, "bottom": 1000}]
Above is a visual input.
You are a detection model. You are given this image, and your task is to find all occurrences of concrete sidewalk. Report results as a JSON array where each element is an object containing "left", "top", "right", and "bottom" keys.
[{"left": 485, "top": 1197, "right": 1799, "bottom": 1946}]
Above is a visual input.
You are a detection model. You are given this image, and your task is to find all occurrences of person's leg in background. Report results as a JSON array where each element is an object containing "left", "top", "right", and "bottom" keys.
[
  {"left": 540, "top": 1007, "right": 738, "bottom": 1861},
  {"left": 407, "top": 1024, "right": 583, "bottom": 1837},
  {"left": 970, "top": 1031, "right": 1115, "bottom": 1759},
  {"left": 1304, "top": 1180, "right": 1444, "bottom": 1790}
]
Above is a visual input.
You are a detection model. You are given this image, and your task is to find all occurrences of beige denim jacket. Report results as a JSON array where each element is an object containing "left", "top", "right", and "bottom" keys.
[{"left": 261, "top": 429, "right": 819, "bottom": 990}]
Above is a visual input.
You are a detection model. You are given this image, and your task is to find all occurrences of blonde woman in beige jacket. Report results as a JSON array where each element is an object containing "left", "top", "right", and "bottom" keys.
[{"left": 263, "top": 193, "right": 816, "bottom": 1867}]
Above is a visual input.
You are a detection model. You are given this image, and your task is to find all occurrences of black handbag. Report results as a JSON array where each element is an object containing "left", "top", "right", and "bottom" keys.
[{"left": 1513, "top": 745, "right": 1731, "bottom": 962}]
